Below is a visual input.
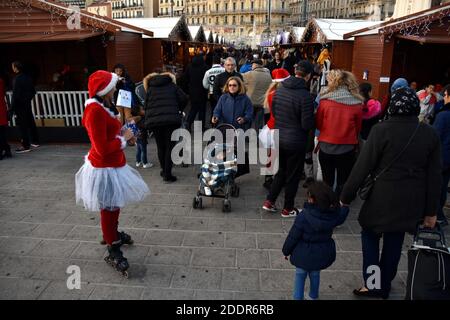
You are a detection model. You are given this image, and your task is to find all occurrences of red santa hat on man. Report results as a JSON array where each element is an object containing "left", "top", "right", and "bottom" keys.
[
  {"left": 271, "top": 68, "right": 290, "bottom": 82},
  {"left": 88, "top": 70, "right": 119, "bottom": 98}
]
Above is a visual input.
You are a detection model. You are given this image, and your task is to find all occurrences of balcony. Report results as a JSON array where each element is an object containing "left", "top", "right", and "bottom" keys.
[{"left": 207, "top": 8, "right": 291, "bottom": 15}]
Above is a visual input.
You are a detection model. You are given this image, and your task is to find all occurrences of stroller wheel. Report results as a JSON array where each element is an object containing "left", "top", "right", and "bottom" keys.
[
  {"left": 222, "top": 199, "right": 231, "bottom": 213},
  {"left": 198, "top": 197, "right": 203, "bottom": 209},
  {"left": 193, "top": 196, "right": 201, "bottom": 209}
]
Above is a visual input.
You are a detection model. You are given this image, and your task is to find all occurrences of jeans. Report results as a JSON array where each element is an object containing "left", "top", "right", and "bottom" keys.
[
  {"left": 437, "top": 167, "right": 450, "bottom": 222},
  {"left": 294, "top": 268, "right": 320, "bottom": 300},
  {"left": 135, "top": 140, "right": 148, "bottom": 164},
  {"left": 319, "top": 150, "right": 356, "bottom": 197},
  {"left": 267, "top": 146, "right": 305, "bottom": 210},
  {"left": 361, "top": 229, "right": 405, "bottom": 298}
]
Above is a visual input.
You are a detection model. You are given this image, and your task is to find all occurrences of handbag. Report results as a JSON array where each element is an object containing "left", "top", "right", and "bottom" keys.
[
  {"left": 258, "top": 125, "right": 274, "bottom": 149},
  {"left": 358, "top": 123, "right": 421, "bottom": 200}
]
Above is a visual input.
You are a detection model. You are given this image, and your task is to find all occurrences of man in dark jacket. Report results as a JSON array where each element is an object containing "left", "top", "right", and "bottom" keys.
[
  {"left": 262, "top": 61, "right": 315, "bottom": 218},
  {"left": 183, "top": 55, "right": 209, "bottom": 131},
  {"left": 11, "top": 61, "right": 39, "bottom": 153},
  {"left": 433, "top": 84, "right": 450, "bottom": 226},
  {"left": 144, "top": 73, "right": 188, "bottom": 182},
  {"left": 212, "top": 57, "right": 243, "bottom": 103}
]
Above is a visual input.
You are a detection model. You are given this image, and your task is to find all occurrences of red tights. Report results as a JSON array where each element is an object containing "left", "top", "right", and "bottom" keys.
[{"left": 100, "top": 208, "right": 120, "bottom": 245}]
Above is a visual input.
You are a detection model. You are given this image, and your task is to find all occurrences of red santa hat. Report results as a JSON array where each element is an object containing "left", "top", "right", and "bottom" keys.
[
  {"left": 88, "top": 70, "right": 119, "bottom": 98},
  {"left": 271, "top": 68, "right": 290, "bottom": 82}
]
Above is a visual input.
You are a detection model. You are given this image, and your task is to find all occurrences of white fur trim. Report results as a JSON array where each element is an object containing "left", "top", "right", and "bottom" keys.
[
  {"left": 84, "top": 98, "right": 119, "bottom": 119},
  {"left": 97, "top": 73, "right": 119, "bottom": 97},
  {"left": 117, "top": 135, "right": 127, "bottom": 149},
  {"left": 273, "top": 76, "right": 290, "bottom": 82}
]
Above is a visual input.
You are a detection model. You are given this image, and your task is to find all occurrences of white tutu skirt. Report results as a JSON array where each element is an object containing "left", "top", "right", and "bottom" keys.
[{"left": 75, "top": 158, "right": 150, "bottom": 212}]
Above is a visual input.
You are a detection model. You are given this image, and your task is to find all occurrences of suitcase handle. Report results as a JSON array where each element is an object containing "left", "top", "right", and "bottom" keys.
[{"left": 414, "top": 221, "right": 447, "bottom": 249}]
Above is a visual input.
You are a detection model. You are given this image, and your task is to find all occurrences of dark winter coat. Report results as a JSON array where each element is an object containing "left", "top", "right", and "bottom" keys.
[
  {"left": 213, "top": 93, "right": 253, "bottom": 130},
  {"left": 272, "top": 76, "right": 314, "bottom": 150},
  {"left": 433, "top": 103, "right": 450, "bottom": 169},
  {"left": 212, "top": 70, "right": 243, "bottom": 102},
  {"left": 267, "top": 60, "right": 283, "bottom": 72},
  {"left": 144, "top": 75, "right": 188, "bottom": 129},
  {"left": 183, "top": 56, "right": 209, "bottom": 103},
  {"left": 282, "top": 203, "right": 349, "bottom": 271},
  {"left": 11, "top": 73, "right": 35, "bottom": 115},
  {"left": 341, "top": 116, "right": 442, "bottom": 234}
]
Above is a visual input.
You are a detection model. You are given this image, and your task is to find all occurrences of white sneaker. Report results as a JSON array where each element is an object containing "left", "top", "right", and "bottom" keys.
[
  {"left": 30, "top": 144, "right": 40, "bottom": 148},
  {"left": 143, "top": 162, "right": 154, "bottom": 169},
  {"left": 136, "top": 162, "right": 141, "bottom": 167}
]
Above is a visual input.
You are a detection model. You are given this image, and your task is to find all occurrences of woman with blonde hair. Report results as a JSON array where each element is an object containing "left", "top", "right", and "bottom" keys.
[
  {"left": 315, "top": 69, "right": 363, "bottom": 196},
  {"left": 211, "top": 76, "right": 253, "bottom": 130},
  {"left": 317, "top": 48, "right": 331, "bottom": 91},
  {"left": 144, "top": 71, "right": 188, "bottom": 182}
]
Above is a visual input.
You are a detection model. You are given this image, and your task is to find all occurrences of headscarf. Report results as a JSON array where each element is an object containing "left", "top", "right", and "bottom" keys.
[
  {"left": 390, "top": 78, "right": 408, "bottom": 94},
  {"left": 387, "top": 87, "right": 420, "bottom": 116},
  {"left": 317, "top": 48, "right": 331, "bottom": 66}
]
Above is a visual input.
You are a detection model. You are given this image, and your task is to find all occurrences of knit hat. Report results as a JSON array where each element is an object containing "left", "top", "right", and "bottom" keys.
[
  {"left": 271, "top": 68, "right": 290, "bottom": 82},
  {"left": 88, "top": 70, "right": 119, "bottom": 98},
  {"left": 390, "top": 78, "right": 408, "bottom": 94},
  {"left": 388, "top": 87, "right": 420, "bottom": 116}
]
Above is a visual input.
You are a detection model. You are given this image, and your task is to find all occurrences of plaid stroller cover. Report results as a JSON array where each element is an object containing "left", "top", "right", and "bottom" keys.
[{"left": 201, "top": 144, "right": 238, "bottom": 189}]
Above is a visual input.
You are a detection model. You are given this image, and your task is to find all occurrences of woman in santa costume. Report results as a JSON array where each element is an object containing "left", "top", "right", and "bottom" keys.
[{"left": 75, "top": 70, "right": 149, "bottom": 277}]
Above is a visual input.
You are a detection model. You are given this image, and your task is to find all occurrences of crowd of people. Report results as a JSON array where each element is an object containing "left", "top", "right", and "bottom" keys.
[{"left": 1, "top": 49, "right": 449, "bottom": 300}]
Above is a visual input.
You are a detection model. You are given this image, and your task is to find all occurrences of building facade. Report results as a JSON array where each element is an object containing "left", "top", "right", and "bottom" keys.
[
  {"left": 184, "top": 0, "right": 291, "bottom": 44},
  {"left": 111, "top": 0, "right": 159, "bottom": 18},
  {"left": 289, "top": 0, "right": 396, "bottom": 25},
  {"left": 158, "top": 0, "right": 185, "bottom": 16}
]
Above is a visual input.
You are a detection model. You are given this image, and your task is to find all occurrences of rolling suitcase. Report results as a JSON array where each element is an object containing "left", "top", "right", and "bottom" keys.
[{"left": 405, "top": 223, "right": 450, "bottom": 300}]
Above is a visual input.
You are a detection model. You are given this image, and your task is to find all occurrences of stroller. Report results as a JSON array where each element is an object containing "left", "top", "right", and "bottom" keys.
[{"left": 193, "top": 124, "right": 241, "bottom": 212}]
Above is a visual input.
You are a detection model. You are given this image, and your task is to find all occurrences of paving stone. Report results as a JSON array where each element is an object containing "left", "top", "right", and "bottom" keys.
[
  {"left": 183, "top": 231, "right": 225, "bottom": 248},
  {"left": 37, "top": 281, "right": 95, "bottom": 300},
  {"left": 0, "top": 278, "right": 50, "bottom": 300},
  {"left": 193, "top": 290, "right": 234, "bottom": 300},
  {"left": 172, "top": 267, "right": 222, "bottom": 290},
  {"left": 142, "top": 230, "right": 185, "bottom": 246},
  {"left": 70, "top": 242, "right": 107, "bottom": 261},
  {"left": 128, "top": 215, "right": 173, "bottom": 229},
  {"left": 0, "top": 237, "right": 42, "bottom": 255},
  {"left": 62, "top": 213, "right": 100, "bottom": 226},
  {"left": 221, "top": 268, "right": 260, "bottom": 291},
  {"left": 145, "top": 246, "right": 193, "bottom": 266},
  {"left": 256, "top": 233, "right": 286, "bottom": 249},
  {"left": 260, "top": 269, "right": 295, "bottom": 291},
  {"left": 29, "top": 240, "right": 80, "bottom": 258},
  {"left": 334, "top": 235, "right": 362, "bottom": 252},
  {"left": 268, "top": 250, "right": 294, "bottom": 270},
  {"left": 191, "top": 248, "right": 236, "bottom": 267},
  {"left": 170, "top": 217, "right": 209, "bottom": 231},
  {"left": 129, "top": 264, "right": 175, "bottom": 288},
  {"left": 30, "top": 224, "right": 75, "bottom": 240},
  {"left": 152, "top": 205, "right": 191, "bottom": 216},
  {"left": 66, "top": 226, "right": 101, "bottom": 242},
  {"left": 0, "top": 222, "right": 39, "bottom": 237},
  {"left": 246, "top": 220, "right": 284, "bottom": 233},
  {"left": 0, "top": 256, "right": 41, "bottom": 278},
  {"left": 234, "top": 291, "right": 290, "bottom": 300},
  {"left": 89, "top": 285, "right": 144, "bottom": 300},
  {"left": 207, "top": 218, "right": 246, "bottom": 232},
  {"left": 142, "top": 287, "right": 194, "bottom": 300},
  {"left": 224, "top": 232, "right": 256, "bottom": 249},
  {"left": 21, "top": 212, "right": 71, "bottom": 224},
  {"left": 237, "top": 249, "right": 270, "bottom": 269}
]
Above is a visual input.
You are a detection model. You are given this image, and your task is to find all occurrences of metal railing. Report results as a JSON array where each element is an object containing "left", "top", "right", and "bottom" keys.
[{"left": 6, "top": 91, "right": 89, "bottom": 127}]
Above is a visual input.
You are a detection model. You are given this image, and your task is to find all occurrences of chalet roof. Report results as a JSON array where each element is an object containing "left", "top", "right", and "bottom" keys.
[
  {"left": 118, "top": 16, "right": 192, "bottom": 41},
  {"left": 0, "top": 0, "right": 152, "bottom": 43}
]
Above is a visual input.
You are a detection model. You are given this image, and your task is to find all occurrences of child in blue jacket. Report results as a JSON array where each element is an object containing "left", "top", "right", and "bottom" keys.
[{"left": 282, "top": 181, "right": 349, "bottom": 300}]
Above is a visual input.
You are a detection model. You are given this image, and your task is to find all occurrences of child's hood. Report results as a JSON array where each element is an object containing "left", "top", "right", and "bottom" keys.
[{"left": 302, "top": 203, "right": 343, "bottom": 231}]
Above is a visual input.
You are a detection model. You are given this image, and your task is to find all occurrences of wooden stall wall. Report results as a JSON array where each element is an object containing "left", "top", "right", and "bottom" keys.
[
  {"left": 107, "top": 32, "right": 143, "bottom": 81},
  {"left": 331, "top": 41, "right": 354, "bottom": 71},
  {"left": 351, "top": 35, "right": 394, "bottom": 100},
  {"left": 143, "top": 39, "right": 163, "bottom": 76}
]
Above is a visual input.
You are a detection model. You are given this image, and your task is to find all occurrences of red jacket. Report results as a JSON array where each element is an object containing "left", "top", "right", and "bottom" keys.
[
  {"left": 316, "top": 99, "right": 363, "bottom": 145},
  {"left": 82, "top": 99, "right": 126, "bottom": 168},
  {"left": 267, "top": 90, "right": 275, "bottom": 129},
  {"left": 0, "top": 79, "right": 7, "bottom": 126}
]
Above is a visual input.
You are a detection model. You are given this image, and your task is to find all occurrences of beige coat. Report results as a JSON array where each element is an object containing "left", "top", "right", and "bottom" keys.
[{"left": 243, "top": 67, "right": 272, "bottom": 109}]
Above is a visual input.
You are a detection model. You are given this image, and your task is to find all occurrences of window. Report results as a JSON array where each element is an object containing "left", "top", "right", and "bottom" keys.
[
  {"left": 216, "top": 3, "right": 219, "bottom": 11},
  {"left": 225, "top": 3, "right": 228, "bottom": 12},
  {"left": 224, "top": 16, "right": 228, "bottom": 24},
  {"left": 232, "top": 16, "right": 236, "bottom": 24},
  {"left": 250, "top": 15, "right": 254, "bottom": 23},
  {"left": 216, "top": 17, "right": 219, "bottom": 24},
  {"left": 281, "top": 16, "right": 285, "bottom": 23},
  {"left": 233, "top": 2, "right": 236, "bottom": 11},
  {"left": 251, "top": 1, "right": 254, "bottom": 10},
  {"left": 241, "top": 2, "right": 244, "bottom": 10}
]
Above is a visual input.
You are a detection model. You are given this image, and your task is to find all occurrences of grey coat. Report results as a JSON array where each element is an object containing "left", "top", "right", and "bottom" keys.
[{"left": 340, "top": 116, "right": 442, "bottom": 234}]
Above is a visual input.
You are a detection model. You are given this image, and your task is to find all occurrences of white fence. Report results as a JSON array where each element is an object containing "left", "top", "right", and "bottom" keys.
[{"left": 6, "top": 91, "right": 89, "bottom": 127}]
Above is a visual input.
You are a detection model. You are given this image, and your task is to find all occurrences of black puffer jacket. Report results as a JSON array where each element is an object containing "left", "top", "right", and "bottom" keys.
[
  {"left": 144, "top": 74, "right": 188, "bottom": 129},
  {"left": 272, "top": 76, "right": 314, "bottom": 150}
]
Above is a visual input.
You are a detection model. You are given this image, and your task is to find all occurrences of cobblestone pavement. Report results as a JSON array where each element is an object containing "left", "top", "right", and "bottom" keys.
[{"left": 0, "top": 141, "right": 449, "bottom": 300}]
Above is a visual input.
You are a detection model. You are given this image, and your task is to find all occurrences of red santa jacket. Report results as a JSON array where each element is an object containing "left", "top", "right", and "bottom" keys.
[
  {"left": 316, "top": 99, "right": 363, "bottom": 145},
  {"left": 82, "top": 99, "right": 126, "bottom": 168}
]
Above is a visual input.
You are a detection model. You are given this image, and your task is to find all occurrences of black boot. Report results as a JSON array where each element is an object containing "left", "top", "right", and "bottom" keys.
[
  {"left": 105, "top": 240, "right": 129, "bottom": 277},
  {"left": 100, "top": 231, "right": 134, "bottom": 245},
  {"left": 4, "top": 145, "right": 11, "bottom": 158}
]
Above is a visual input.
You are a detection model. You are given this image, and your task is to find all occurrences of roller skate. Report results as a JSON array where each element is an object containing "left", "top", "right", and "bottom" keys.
[
  {"left": 104, "top": 240, "right": 129, "bottom": 278},
  {"left": 100, "top": 231, "right": 134, "bottom": 246}
]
